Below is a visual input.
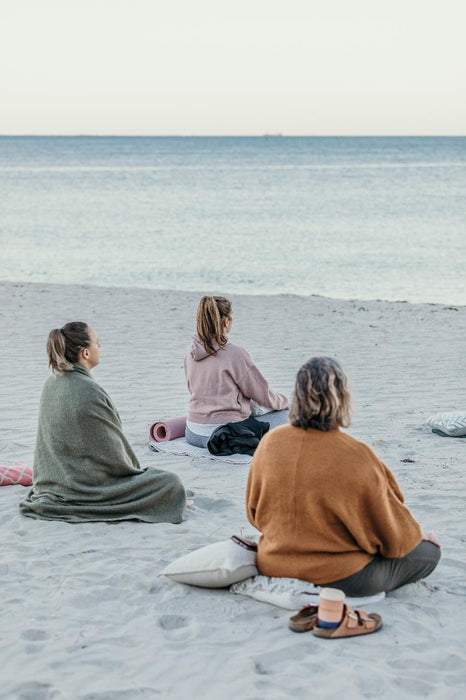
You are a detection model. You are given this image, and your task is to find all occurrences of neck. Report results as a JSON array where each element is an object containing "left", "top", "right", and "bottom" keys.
[{"left": 78, "top": 358, "right": 94, "bottom": 371}]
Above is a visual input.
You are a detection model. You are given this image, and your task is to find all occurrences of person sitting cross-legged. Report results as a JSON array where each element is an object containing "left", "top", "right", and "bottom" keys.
[{"left": 246, "top": 356, "right": 440, "bottom": 596}]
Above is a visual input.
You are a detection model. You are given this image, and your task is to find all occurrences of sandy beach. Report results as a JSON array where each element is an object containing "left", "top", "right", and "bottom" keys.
[{"left": 1, "top": 280, "right": 465, "bottom": 699}]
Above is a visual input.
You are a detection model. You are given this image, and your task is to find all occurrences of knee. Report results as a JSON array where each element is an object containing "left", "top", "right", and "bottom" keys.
[
  {"left": 161, "top": 470, "right": 185, "bottom": 499},
  {"left": 428, "top": 542, "right": 441, "bottom": 568},
  {"left": 185, "top": 428, "right": 198, "bottom": 447},
  {"left": 276, "top": 409, "right": 289, "bottom": 422},
  {"left": 172, "top": 473, "right": 185, "bottom": 494},
  {"left": 416, "top": 540, "right": 441, "bottom": 577},
  {"left": 185, "top": 432, "right": 195, "bottom": 446}
]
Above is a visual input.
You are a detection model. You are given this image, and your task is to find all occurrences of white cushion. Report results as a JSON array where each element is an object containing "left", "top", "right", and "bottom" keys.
[
  {"left": 427, "top": 411, "right": 466, "bottom": 437},
  {"left": 159, "top": 539, "right": 258, "bottom": 588}
]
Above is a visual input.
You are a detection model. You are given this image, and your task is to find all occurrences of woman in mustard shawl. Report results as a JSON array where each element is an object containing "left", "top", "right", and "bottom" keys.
[{"left": 246, "top": 357, "right": 440, "bottom": 596}]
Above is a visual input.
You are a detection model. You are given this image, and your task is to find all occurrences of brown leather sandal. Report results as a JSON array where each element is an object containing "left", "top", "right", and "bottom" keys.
[
  {"left": 288, "top": 605, "right": 319, "bottom": 633},
  {"left": 312, "top": 604, "right": 382, "bottom": 639}
]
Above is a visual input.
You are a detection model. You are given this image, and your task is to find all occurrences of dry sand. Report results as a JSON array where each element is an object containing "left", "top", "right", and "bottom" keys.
[{"left": 1, "top": 281, "right": 465, "bottom": 699}]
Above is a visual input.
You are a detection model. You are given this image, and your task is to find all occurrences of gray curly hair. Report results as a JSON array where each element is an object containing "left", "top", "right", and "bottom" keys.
[{"left": 289, "top": 356, "right": 352, "bottom": 431}]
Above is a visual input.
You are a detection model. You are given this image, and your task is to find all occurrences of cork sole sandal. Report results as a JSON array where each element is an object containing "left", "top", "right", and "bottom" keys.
[
  {"left": 312, "top": 604, "right": 382, "bottom": 639},
  {"left": 288, "top": 605, "right": 319, "bottom": 633}
]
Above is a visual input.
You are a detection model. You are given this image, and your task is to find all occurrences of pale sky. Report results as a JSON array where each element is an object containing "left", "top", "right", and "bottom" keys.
[{"left": 1, "top": 0, "right": 465, "bottom": 135}]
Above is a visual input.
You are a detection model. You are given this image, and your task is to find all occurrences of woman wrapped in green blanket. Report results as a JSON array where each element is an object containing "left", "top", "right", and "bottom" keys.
[{"left": 20, "top": 322, "right": 187, "bottom": 523}]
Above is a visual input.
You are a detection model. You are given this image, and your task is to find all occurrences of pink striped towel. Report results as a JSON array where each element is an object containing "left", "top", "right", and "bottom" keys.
[{"left": 0, "top": 462, "right": 33, "bottom": 487}]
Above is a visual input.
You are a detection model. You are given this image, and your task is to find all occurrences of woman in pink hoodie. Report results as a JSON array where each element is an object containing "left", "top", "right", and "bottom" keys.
[{"left": 184, "top": 296, "right": 290, "bottom": 448}]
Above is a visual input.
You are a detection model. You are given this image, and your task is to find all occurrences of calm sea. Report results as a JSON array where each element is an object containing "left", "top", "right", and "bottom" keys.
[{"left": 1, "top": 136, "right": 465, "bottom": 304}]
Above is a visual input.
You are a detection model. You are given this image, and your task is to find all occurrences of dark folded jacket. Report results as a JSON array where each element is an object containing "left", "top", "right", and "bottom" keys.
[{"left": 207, "top": 417, "right": 270, "bottom": 456}]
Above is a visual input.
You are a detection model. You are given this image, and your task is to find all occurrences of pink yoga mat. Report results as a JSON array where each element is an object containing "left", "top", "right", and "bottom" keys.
[{"left": 149, "top": 416, "right": 187, "bottom": 442}]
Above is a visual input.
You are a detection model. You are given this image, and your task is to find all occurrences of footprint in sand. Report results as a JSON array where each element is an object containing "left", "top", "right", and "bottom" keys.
[
  {"left": 8, "top": 682, "right": 55, "bottom": 700},
  {"left": 158, "top": 614, "right": 189, "bottom": 631},
  {"left": 254, "top": 661, "right": 270, "bottom": 676},
  {"left": 253, "top": 646, "right": 306, "bottom": 676},
  {"left": 20, "top": 629, "right": 48, "bottom": 642},
  {"left": 192, "top": 495, "right": 233, "bottom": 512},
  {"left": 82, "top": 690, "right": 160, "bottom": 699}
]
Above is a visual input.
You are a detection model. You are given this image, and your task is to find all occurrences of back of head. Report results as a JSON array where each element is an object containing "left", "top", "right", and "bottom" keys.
[
  {"left": 196, "top": 296, "right": 232, "bottom": 356},
  {"left": 47, "top": 322, "right": 90, "bottom": 375},
  {"left": 289, "top": 356, "right": 352, "bottom": 431}
]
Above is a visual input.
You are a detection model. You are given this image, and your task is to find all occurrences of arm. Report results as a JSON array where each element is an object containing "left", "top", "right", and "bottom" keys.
[
  {"left": 183, "top": 356, "right": 191, "bottom": 392},
  {"left": 237, "top": 363, "right": 289, "bottom": 411},
  {"left": 344, "top": 455, "right": 423, "bottom": 559},
  {"left": 78, "top": 384, "right": 142, "bottom": 479},
  {"left": 421, "top": 530, "right": 441, "bottom": 547},
  {"left": 246, "top": 466, "right": 258, "bottom": 529},
  {"left": 245, "top": 440, "right": 266, "bottom": 529},
  {"left": 378, "top": 460, "right": 440, "bottom": 547},
  {"left": 380, "top": 457, "right": 440, "bottom": 547}
]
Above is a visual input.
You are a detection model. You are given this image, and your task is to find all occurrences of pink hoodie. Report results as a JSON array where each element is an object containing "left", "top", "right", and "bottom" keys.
[{"left": 184, "top": 336, "right": 289, "bottom": 424}]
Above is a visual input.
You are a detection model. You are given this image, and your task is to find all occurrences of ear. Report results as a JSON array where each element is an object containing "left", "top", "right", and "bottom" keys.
[{"left": 81, "top": 347, "right": 90, "bottom": 360}]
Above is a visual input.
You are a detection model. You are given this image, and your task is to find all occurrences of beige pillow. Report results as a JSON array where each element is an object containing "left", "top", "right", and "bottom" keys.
[{"left": 159, "top": 539, "right": 258, "bottom": 588}]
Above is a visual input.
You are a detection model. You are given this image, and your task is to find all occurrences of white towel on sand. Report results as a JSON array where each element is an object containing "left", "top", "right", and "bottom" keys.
[
  {"left": 231, "top": 575, "right": 385, "bottom": 610},
  {"left": 149, "top": 438, "right": 252, "bottom": 464}
]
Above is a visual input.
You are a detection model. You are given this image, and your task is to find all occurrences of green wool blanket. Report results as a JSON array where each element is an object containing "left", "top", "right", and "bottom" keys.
[{"left": 20, "top": 364, "right": 186, "bottom": 523}]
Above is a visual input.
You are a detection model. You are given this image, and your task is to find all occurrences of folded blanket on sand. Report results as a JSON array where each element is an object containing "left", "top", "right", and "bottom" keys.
[
  {"left": 0, "top": 463, "right": 33, "bottom": 487},
  {"left": 207, "top": 417, "right": 269, "bottom": 456},
  {"left": 149, "top": 438, "right": 252, "bottom": 464},
  {"left": 230, "top": 576, "right": 385, "bottom": 610}
]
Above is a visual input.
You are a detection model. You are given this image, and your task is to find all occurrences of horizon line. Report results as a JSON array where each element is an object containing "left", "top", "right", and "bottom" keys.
[{"left": 0, "top": 133, "right": 465, "bottom": 138}]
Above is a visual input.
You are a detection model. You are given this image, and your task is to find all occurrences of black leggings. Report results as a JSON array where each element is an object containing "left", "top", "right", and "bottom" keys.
[{"left": 323, "top": 541, "right": 441, "bottom": 597}]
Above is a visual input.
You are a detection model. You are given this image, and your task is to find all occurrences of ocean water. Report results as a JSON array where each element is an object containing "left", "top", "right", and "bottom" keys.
[{"left": 1, "top": 136, "right": 465, "bottom": 304}]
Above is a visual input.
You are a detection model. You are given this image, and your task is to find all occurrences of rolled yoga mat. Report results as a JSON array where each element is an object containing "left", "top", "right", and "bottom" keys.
[{"left": 150, "top": 416, "right": 187, "bottom": 442}]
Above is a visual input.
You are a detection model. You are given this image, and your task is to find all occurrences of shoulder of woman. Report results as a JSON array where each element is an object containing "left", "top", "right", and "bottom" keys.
[
  {"left": 251, "top": 425, "right": 301, "bottom": 469},
  {"left": 332, "top": 433, "right": 388, "bottom": 472},
  {"left": 224, "top": 342, "right": 254, "bottom": 363},
  {"left": 257, "top": 424, "right": 298, "bottom": 450},
  {"left": 350, "top": 438, "right": 398, "bottom": 490},
  {"left": 78, "top": 379, "right": 119, "bottom": 420},
  {"left": 337, "top": 431, "right": 376, "bottom": 454},
  {"left": 353, "top": 438, "right": 386, "bottom": 467},
  {"left": 70, "top": 369, "right": 108, "bottom": 400}
]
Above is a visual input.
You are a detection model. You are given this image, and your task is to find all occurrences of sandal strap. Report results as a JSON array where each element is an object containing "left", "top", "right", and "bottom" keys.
[
  {"left": 297, "top": 604, "right": 318, "bottom": 614},
  {"left": 345, "top": 605, "right": 375, "bottom": 629}
]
